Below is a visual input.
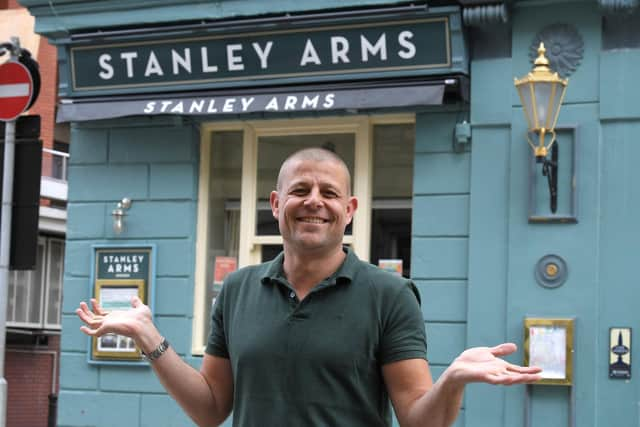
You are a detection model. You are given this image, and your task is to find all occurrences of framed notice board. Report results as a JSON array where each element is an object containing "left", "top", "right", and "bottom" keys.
[
  {"left": 523, "top": 318, "right": 575, "bottom": 386},
  {"left": 88, "top": 245, "right": 155, "bottom": 365}
]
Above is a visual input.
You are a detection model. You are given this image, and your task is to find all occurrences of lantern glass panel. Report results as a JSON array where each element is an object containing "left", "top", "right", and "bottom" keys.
[
  {"left": 534, "top": 82, "right": 553, "bottom": 129},
  {"left": 518, "top": 82, "right": 536, "bottom": 130},
  {"left": 548, "top": 83, "right": 566, "bottom": 130}
]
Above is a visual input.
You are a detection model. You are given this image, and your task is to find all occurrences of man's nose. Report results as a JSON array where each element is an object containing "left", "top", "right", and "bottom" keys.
[{"left": 303, "top": 188, "right": 323, "bottom": 207}]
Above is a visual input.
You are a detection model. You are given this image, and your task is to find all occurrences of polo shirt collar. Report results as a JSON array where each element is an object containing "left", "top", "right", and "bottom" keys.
[{"left": 260, "top": 246, "right": 358, "bottom": 287}]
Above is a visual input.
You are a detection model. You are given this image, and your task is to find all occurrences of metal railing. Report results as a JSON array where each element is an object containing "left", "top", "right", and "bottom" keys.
[{"left": 42, "top": 148, "right": 69, "bottom": 181}]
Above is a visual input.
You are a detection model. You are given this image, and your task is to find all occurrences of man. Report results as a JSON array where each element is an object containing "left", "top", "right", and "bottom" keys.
[{"left": 77, "top": 148, "right": 541, "bottom": 427}]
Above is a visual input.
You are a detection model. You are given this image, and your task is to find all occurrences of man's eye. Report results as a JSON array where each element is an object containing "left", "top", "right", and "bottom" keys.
[{"left": 291, "top": 188, "right": 307, "bottom": 195}]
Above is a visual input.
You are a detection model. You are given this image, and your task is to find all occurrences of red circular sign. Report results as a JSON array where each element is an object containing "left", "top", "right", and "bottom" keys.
[{"left": 0, "top": 60, "right": 34, "bottom": 121}]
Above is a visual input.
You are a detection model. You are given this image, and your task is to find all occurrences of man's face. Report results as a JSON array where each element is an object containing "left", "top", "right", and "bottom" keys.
[{"left": 270, "top": 159, "right": 357, "bottom": 255}]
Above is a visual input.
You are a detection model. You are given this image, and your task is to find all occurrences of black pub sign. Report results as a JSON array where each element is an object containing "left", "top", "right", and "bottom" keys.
[{"left": 68, "top": 16, "right": 452, "bottom": 95}]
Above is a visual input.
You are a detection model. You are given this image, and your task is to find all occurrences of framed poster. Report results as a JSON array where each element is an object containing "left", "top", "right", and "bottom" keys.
[
  {"left": 92, "top": 280, "right": 145, "bottom": 360},
  {"left": 523, "top": 318, "right": 574, "bottom": 386},
  {"left": 88, "top": 245, "right": 155, "bottom": 364}
]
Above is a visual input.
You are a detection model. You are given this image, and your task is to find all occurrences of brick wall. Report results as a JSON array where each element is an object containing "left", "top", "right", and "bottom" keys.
[{"left": 5, "top": 336, "right": 60, "bottom": 427}]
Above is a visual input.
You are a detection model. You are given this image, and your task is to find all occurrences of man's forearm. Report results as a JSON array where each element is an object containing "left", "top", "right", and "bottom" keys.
[
  {"left": 149, "top": 348, "right": 227, "bottom": 427},
  {"left": 136, "top": 326, "right": 229, "bottom": 427},
  {"left": 404, "top": 368, "right": 465, "bottom": 427}
]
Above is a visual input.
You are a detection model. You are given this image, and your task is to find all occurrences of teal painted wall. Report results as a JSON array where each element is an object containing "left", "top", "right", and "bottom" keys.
[
  {"left": 596, "top": 49, "right": 640, "bottom": 427},
  {"left": 461, "top": 1, "right": 639, "bottom": 427},
  {"left": 60, "top": 117, "right": 203, "bottom": 427},
  {"left": 412, "top": 109, "right": 469, "bottom": 427},
  {"left": 21, "top": 0, "right": 640, "bottom": 426}
]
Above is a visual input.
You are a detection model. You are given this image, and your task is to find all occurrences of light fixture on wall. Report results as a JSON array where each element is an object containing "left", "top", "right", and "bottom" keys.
[
  {"left": 112, "top": 198, "right": 132, "bottom": 234},
  {"left": 514, "top": 42, "right": 568, "bottom": 213}
]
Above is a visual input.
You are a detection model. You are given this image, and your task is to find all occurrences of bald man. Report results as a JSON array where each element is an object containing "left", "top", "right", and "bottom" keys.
[{"left": 77, "top": 148, "right": 540, "bottom": 427}]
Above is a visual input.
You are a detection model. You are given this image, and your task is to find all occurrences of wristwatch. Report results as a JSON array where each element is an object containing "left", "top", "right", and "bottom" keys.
[{"left": 142, "top": 337, "right": 170, "bottom": 362}]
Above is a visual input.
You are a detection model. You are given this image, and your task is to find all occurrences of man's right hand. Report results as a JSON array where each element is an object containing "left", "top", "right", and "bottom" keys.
[{"left": 76, "top": 296, "right": 152, "bottom": 340}]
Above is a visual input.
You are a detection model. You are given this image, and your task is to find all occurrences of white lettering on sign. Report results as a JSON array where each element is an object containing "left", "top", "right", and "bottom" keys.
[
  {"left": 252, "top": 42, "right": 273, "bottom": 69},
  {"left": 223, "top": 98, "right": 236, "bottom": 112},
  {"left": 92, "top": 28, "right": 426, "bottom": 81},
  {"left": 172, "top": 48, "right": 192, "bottom": 75},
  {"left": 361, "top": 33, "right": 387, "bottom": 62},
  {"left": 143, "top": 93, "right": 337, "bottom": 115},
  {"left": 98, "top": 54, "right": 114, "bottom": 80},
  {"left": 301, "top": 95, "right": 319, "bottom": 108},
  {"left": 102, "top": 254, "right": 145, "bottom": 276},
  {"left": 145, "top": 51, "right": 164, "bottom": 77},
  {"left": 201, "top": 46, "right": 219, "bottom": 73},
  {"left": 331, "top": 37, "right": 350, "bottom": 64},
  {"left": 241, "top": 97, "right": 255, "bottom": 111},
  {"left": 227, "top": 44, "right": 244, "bottom": 71},
  {"left": 300, "top": 39, "right": 321, "bottom": 66},
  {"left": 398, "top": 31, "right": 416, "bottom": 59},
  {"left": 120, "top": 52, "right": 138, "bottom": 78}
]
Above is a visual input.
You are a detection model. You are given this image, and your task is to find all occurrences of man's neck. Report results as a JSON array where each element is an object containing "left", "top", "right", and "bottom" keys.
[{"left": 282, "top": 245, "right": 346, "bottom": 299}]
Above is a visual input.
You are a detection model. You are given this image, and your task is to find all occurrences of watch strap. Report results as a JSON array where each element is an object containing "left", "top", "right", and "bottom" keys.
[{"left": 142, "top": 337, "right": 170, "bottom": 362}]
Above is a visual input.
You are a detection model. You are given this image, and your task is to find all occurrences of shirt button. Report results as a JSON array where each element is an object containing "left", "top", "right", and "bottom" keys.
[{"left": 289, "top": 291, "right": 296, "bottom": 299}]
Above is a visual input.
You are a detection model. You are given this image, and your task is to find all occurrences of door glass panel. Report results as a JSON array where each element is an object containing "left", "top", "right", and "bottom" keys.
[
  {"left": 255, "top": 133, "right": 355, "bottom": 237},
  {"left": 370, "top": 124, "right": 414, "bottom": 277},
  {"left": 203, "top": 130, "right": 243, "bottom": 344}
]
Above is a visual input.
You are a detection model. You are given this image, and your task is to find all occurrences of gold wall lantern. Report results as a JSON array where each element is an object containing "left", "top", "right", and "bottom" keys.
[{"left": 515, "top": 42, "right": 569, "bottom": 213}]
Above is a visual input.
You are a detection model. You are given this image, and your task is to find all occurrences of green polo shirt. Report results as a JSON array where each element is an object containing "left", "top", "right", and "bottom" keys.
[{"left": 206, "top": 248, "right": 427, "bottom": 427}]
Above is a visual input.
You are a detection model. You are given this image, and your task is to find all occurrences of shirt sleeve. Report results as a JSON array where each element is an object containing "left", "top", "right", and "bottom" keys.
[
  {"left": 379, "top": 280, "right": 427, "bottom": 365},
  {"left": 205, "top": 285, "right": 229, "bottom": 358}
]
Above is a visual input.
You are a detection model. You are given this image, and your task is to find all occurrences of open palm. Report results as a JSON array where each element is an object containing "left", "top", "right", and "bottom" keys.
[
  {"left": 451, "top": 343, "right": 542, "bottom": 386},
  {"left": 76, "top": 296, "right": 151, "bottom": 339}
]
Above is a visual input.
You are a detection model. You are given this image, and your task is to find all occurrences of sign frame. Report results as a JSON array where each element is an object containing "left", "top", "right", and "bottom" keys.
[
  {"left": 91, "top": 279, "right": 146, "bottom": 360},
  {"left": 523, "top": 317, "right": 575, "bottom": 386},
  {"left": 87, "top": 244, "right": 156, "bottom": 365},
  {"left": 62, "top": 12, "right": 464, "bottom": 97}
]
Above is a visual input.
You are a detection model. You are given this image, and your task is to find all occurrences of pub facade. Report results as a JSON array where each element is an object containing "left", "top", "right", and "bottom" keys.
[{"left": 20, "top": 0, "right": 639, "bottom": 426}]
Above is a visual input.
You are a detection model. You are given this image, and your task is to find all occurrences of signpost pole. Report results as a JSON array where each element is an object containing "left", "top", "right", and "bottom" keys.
[{"left": 0, "top": 36, "right": 21, "bottom": 427}]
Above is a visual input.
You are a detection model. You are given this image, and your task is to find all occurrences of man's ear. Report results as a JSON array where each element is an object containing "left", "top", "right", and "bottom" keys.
[
  {"left": 345, "top": 196, "right": 358, "bottom": 224},
  {"left": 270, "top": 190, "right": 280, "bottom": 219}
]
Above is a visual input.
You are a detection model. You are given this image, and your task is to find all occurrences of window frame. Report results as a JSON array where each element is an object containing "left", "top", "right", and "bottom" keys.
[
  {"left": 192, "top": 114, "right": 414, "bottom": 354},
  {"left": 6, "top": 235, "right": 64, "bottom": 330}
]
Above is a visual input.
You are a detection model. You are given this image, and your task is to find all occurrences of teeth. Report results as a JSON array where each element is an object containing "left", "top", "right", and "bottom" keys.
[{"left": 299, "top": 217, "right": 326, "bottom": 224}]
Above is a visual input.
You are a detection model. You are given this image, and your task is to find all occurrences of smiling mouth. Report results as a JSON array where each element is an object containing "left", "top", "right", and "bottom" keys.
[{"left": 297, "top": 216, "right": 329, "bottom": 224}]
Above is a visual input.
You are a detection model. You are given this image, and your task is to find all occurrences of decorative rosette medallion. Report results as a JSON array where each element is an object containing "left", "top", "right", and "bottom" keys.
[{"left": 530, "top": 24, "right": 584, "bottom": 78}]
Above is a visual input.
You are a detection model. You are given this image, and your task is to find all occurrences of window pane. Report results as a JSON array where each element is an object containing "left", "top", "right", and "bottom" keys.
[
  {"left": 46, "top": 239, "right": 65, "bottom": 326},
  {"left": 370, "top": 124, "right": 414, "bottom": 277},
  {"left": 29, "top": 241, "right": 45, "bottom": 324},
  {"left": 12, "top": 270, "right": 32, "bottom": 324},
  {"left": 203, "top": 131, "right": 243, "bottom": 345},
  {"left": 255, "top": 133, "right": 355, "bottom": 236},
  {"left": 7, "top": 271, "right": 17, "bottom": 323}
]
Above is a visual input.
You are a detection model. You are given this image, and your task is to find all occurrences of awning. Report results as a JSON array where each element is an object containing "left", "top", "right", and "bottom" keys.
[{"left": 56, "top": 79, "right": 456, "bottom": 122}]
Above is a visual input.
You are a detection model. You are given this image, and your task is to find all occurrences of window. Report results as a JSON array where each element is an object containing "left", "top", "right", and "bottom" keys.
[
  {"left": 193, "top": 115, "right": 414, "bottom": 353},
  {"left": 370, "top": 123, "right": 414, "bottom": 277},
  {"left": 7, "top": 235, "right": 64, "bottom": 330}
]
